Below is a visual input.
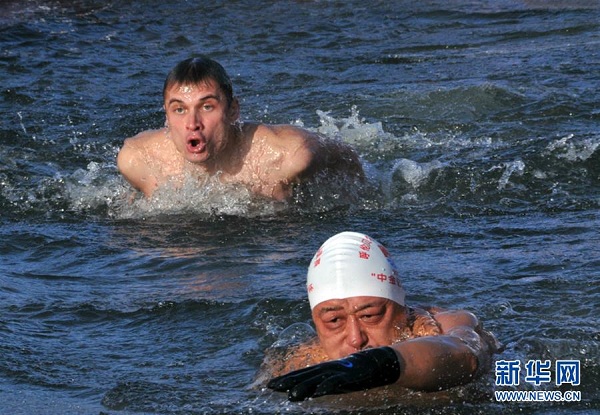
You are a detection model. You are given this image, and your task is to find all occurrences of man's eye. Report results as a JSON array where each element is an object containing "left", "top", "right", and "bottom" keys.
[
  {"left": 202, "top": 104, "right": 214, "bottom": 111},
  {"left": 325, "top": 316, "right": 343, "bottom": 328},
  {"left": 173, "top": 107, "right": 185, "bottom": 114},
  {"left": 361, "top": 311, "right": 383, "bottom": 321}
]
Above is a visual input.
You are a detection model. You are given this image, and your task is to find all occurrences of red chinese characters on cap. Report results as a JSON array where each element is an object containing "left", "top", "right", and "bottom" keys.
[
  {"left": 358, "top": 236, "right": 372, "bottom": 260},
  {"left": 313, "top": 247, "right": 324, "bottom": 268},
  {"left": 371, "top": 271, "right": 402, "bottom": 288}
]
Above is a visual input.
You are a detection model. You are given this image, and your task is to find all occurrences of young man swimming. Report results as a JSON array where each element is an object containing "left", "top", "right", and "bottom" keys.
[
  {"left": 117, "top": 56, "right": 363, "bottom": 201},
  {"left": 267, "top": 231, "right": 502, "bottom": 401}
]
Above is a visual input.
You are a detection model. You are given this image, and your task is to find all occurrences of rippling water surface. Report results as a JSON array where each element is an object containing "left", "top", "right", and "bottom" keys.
[{"left": 1, "top": 0, "right": 599, "bottom": 414}]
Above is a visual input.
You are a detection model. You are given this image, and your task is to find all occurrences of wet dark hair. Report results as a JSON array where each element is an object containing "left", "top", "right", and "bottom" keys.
[{"left": 163, "top": 56, "right": 234, "bottom": 105}]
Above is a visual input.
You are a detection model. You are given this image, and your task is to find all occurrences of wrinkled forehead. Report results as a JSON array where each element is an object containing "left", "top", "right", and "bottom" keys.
[{"left": 313, "top": 296, "right": 394, "bottom": 315}]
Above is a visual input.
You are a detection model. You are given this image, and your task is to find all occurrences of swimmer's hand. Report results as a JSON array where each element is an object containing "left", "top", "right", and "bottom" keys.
[{"left": 267, "top": 346, "right": 401, "bottom": 401}]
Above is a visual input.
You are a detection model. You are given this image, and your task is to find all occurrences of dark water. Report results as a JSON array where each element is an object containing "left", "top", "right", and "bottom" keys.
[{"left": 1, "top": 0, "right": 599, "bottom": 414}]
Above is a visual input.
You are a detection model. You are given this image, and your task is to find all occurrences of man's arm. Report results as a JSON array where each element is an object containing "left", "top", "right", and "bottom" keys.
[
  {"left": 267, "top": 310, "right": 498, "bottom": 400},
  {"left": 116, "top": 136, "right": 159, "bottom": 197},
  {"left": 301, "top": 130, "right": 364, "bottom": 180},
  {"left": 252, "top": 124, "right": 364, "bottom": 200},
  {"left": 268, "top": 125, "right": 364, "bottom": 183},
  {"left": 390, "top": 309, "right": 491, "bottom": 391}
]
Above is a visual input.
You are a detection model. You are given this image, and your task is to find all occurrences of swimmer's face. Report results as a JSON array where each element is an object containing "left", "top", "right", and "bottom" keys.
[
  {"left": 312, "top": 296, "right": 404, "bottom": 360},
  {"left": 163, "top": 79, "right": 239, "bottom": 164}
]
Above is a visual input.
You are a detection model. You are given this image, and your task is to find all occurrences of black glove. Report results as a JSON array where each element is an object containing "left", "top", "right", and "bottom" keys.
[{"left": 267, "top": 346, "right": 401, "bottom": 401}]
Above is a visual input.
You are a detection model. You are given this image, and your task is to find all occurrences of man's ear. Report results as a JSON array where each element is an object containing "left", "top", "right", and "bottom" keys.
[{"left": 228, "top": 97, "right": 240, "bottom": 121}]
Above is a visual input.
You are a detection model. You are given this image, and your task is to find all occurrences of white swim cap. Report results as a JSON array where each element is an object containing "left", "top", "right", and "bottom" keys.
[{"left": 306, "top": 232, "right": 405, "bottom": 309}]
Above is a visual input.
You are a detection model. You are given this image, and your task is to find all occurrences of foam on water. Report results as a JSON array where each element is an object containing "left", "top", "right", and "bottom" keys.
[
  {"left": 114, "top": 174, "right": 282, "bottom": 220},
  {"left": 545, "top": 133, "right": 600, "bottom": 162},
  {"left": 5, "top": 104, "right": 597, "bottom": 221}
]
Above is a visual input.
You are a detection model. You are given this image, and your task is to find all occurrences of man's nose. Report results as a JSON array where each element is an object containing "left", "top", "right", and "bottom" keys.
[
  {"left": 186, "top": 111, "right": 203, "bottom": 130},
  {"left": 346, "top": 316, "right": 368, "bottom": 351}
]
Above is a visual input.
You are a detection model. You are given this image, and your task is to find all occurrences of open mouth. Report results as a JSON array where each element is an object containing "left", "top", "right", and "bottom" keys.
[{"left": 187, "top": 137, "right": 206, "bottom": 153}]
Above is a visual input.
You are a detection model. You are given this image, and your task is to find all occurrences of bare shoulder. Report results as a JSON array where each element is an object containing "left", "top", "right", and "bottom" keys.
[
  {"left": 253, "top": 123, "right": 363, "bottom": 177},
  {"left": 430, "top": 307, "right": 503, "bottom": 356},
  {"left": 254, "top": 123, "right": 313, "bottom": 139},
  {"left": 410, "top": 305, "right": 478, "bottom": 333},
  {"left": 432, "top": 309, "right": 480, "bottom": 332},
  {"left": 118, "top": 129, "right": 171, "bottom": 164},
  {"left": 117, "top": 128, "right": 168, "bottom": 197},
  {"left": 122, "top": 128, "right": 166, "bottom": 148},
  {"left": 248, "top": 123, "right": 316, "bottom": 174},
  {"left": 252, "top": 123, "right": 314, "bottom": 153}
]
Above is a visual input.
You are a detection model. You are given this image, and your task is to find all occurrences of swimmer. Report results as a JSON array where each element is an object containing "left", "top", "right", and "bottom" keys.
[
  {"left": 266, "top": 231, "right": 502, "bottom": 401},
  {"left": 117, "top": 56, "right": 364, "bottom": 201}
]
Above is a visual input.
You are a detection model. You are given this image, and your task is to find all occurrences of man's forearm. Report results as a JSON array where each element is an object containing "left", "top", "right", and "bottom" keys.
[{"left": 392, "top": 335, "right": 480, "bottom": 391}]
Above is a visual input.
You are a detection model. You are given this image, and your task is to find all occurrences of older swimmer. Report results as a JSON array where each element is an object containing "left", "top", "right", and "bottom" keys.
[
  {"left": 117, "top": 56, "right": 364, "bottom": 201},
  {"left": 266, "top": 231, "right": 502, "bottom": 401}
]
